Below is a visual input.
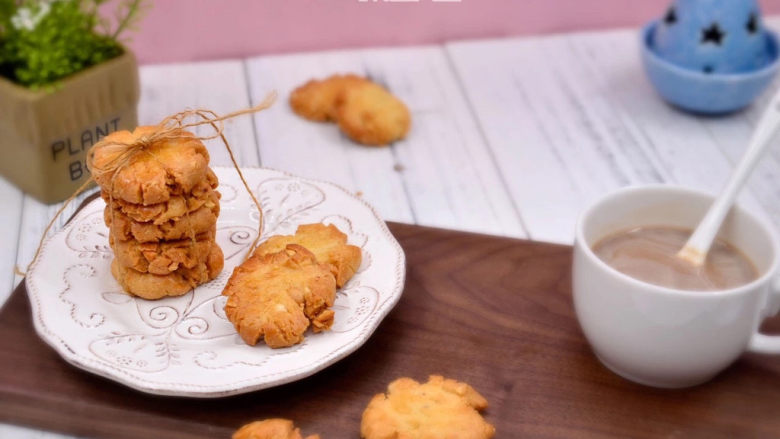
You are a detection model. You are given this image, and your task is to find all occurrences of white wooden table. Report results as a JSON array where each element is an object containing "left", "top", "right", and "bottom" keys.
[{"left": 4, "top": 21, "right": 780, "bottom": 438}]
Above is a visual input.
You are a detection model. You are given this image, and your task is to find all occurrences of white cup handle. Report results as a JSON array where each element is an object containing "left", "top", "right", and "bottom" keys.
[{"left": 748, "top": 276, "right": 780, "bottom": 354}]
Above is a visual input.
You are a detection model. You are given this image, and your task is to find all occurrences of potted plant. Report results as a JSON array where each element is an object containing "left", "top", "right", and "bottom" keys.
[{"left": 0, "top": 0, "right": 148, "bottom": 203}]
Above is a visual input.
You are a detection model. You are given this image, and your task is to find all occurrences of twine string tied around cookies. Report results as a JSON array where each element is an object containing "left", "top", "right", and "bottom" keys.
[{"left": 19, "top": 92, "right": 277, "bottom": 277}]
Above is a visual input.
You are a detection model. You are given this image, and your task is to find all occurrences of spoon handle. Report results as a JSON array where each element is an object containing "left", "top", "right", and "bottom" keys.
[{"left": 679, "top": 89, "right": 780, "bottom": 265}]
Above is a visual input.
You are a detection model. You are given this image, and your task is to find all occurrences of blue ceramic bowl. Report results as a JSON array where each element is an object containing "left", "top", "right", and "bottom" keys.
[
  {"left": 653, "top": 0, "right": 765, "bottom": 74},
  {"left": 641, "top": 21, "right": 780, "bottom": 114}
]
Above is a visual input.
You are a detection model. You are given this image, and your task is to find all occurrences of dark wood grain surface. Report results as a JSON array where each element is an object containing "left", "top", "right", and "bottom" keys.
[{"left": 1, "top": 206, "right": 780, "bottom": 438}]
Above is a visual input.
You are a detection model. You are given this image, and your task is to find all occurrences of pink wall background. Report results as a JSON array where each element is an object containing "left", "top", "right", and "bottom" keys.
[{"left": 125, "top": 0, "right": 780, "bottom": 64}]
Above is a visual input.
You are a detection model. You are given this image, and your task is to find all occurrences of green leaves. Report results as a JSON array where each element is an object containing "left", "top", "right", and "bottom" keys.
[{"left": 0, "top": 0, "right": 149, "bottom": 89}]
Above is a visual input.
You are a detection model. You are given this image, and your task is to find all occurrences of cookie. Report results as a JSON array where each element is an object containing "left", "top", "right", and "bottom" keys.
[
  {"left": 109, "top": 228, "right": 215, "bottom": 275},
  {"left": 102, "top": 168, "right": 218, "bottom": 220},
  {"left": 254, "top": 223, "right": 361, "bottom": 288},
  {"left": 110, "top": 242, "right": 224, "bottom": 300},
  {"left": 90, "top": 126, "right": 211, "bottom": 205},
  {"left": 223, "top": 244, "right": 337, "bottom": 348},
  {"left": 105, "top": 201, "right": 219, "bottom": 243},
  {"left": 233, "top": 419, "right": 320, "bottom": 439},
  {"left": 106, "top": 187, "right": 220, "bottom": 225},
  {"left": 335, "top": 81, "right": 410, "bottom": 146},
  {"left": 361, "top": 375, "right": 495, "bottom": 439},
  {"left": 289, "top": 74, "right": 367, "bottom": 122}
]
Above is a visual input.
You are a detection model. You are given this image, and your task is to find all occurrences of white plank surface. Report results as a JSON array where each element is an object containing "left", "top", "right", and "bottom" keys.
[
  {"left": 0, "top": 425, "right": 82, "bottom": 439},
  {"left": 5, "top": 20, "right": 780, "bottom": 438},
  {"left": 446, "top": 30, "right": 772, "bottom": 243},
  {"left": 700, "top": 111, "right": 780, "bottom": 223},
  {"left": 245, "top": 46, "right": 526, "bottom": 236},
  {"left": 0, "top": 178, "right": 23, "bottom": 303}
]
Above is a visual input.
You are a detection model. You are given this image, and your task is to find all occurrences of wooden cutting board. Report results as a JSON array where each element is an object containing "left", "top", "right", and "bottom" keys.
[{"left": 1, "top": 201, "right": 780, "bottom": 438}]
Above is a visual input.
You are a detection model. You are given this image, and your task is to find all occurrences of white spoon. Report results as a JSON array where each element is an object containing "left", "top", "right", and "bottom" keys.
[{"left": 678, "top": 89, "right": 780, "bottom": 266}]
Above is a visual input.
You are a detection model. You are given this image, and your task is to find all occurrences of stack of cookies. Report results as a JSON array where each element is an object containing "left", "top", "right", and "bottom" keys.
[{"left": 90, "top": 126, "right": 224, "bottom": 300}]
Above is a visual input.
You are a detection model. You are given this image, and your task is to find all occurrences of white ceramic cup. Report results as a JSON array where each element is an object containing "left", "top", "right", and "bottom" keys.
[{"left": 573, "top": 185, "right": 780, "bottom": 388}]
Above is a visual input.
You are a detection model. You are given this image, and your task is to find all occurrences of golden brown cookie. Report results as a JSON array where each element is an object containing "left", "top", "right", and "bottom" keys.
[
  {"left": 223, "top": 244, "right": 337, "bottom": 348},
  {"left": 111, "top": 242, "right": 224, "bottom": 300},
  {"left": 335, "top": 81, "right": 410, "bottom": 146},
  {"left": 105, "top": 201, "right": 219, "bottom": 243},
  {"left": 254, "top": 223, "right": 361, "bottom": 288},
  {"left": 90, "top": 126, "right": 211, "bottom": 205},
  {"left": 233, "top": 419, "right": 320, "bottom": 439},
  {"left": 289, "top": 74, "right": 368, "bottom": 122},
  {"left": 107, "top": 187, "right": 220, "bottom": 225},
  {"left": 109, "top": 228, "right": 215, "bottom": 275},
  {"left": 361, "top": 375, "right": 495, "bottom": 439},
  {"left": 102, "top": 169, "right": 219, "bottom": 224}
]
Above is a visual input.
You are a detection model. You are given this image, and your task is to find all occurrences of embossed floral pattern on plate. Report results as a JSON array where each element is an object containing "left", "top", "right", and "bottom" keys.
[{"left": 26, "top": 167, "right": 405, "bottom": 397}]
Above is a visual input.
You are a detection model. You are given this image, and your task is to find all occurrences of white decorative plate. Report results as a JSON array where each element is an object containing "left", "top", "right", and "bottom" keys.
[{"left": 25, "top": 167, "right": 405, "bottom": 397}]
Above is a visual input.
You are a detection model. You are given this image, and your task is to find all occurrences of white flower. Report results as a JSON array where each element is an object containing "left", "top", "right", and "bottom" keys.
[{"left": 10, "top": 2, "right": 52, "bottom": 31}]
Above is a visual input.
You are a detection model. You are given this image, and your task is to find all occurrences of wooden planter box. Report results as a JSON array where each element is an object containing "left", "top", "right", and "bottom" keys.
[{"left": 0, "top": 51, "right": 140, "bottom": 203}]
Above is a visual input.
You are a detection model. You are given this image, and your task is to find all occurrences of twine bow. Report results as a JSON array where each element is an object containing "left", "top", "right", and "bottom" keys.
[{"left": 18, "top": 92, "right": 277, "bottom": 277}]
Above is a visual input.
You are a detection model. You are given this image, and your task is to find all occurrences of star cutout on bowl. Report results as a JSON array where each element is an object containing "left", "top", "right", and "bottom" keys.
[
  {"left": 701, "top": 22, "right": 726, "bottom": 46},
  {"left": 747, "top": 13, "right": 759, "bottom": 34},
  {"left": 664, "top": 7, "right": 677, "bottom": 25}
]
